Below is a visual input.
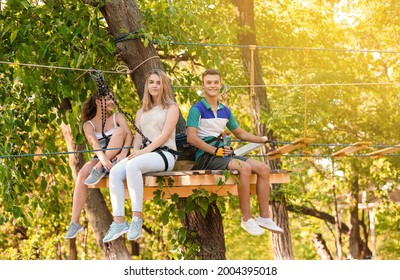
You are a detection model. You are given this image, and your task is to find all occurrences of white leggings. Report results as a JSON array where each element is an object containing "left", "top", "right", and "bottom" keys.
[{"left": 108, "top": 150, "right": 176, "bottom": 217}]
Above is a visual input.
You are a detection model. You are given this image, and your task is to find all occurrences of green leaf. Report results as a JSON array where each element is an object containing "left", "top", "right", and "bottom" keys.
[
  {"left": 10, "top": 29, "right": 19, "bottom": 44},
  {"left": 161, "top": 210, "right": 169, "bottom": 225},
  {"left": 41, "top": 177, "right": 47, "bottom": 190}
]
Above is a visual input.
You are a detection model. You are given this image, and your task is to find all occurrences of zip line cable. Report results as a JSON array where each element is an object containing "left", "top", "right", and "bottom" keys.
[
  {"left": 1, "top": 61, "right": 399, "bottom": 88},
  {"left": 1, "top": 142, "right": 399, "bottom": 160},
  {"left": 168, "top": 41, "right": 400, "bottom": 54}
]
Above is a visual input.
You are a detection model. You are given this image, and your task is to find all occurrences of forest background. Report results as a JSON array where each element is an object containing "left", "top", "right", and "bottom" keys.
[{"left": 1, "top": 0, "right": 400, "bottom": 260}]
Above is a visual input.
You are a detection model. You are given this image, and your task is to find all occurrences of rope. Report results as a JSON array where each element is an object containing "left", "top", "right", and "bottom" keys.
[
  {"left": 251, "top": 153, "right": 400, "bottom": 159},
  {"left": 0, "top": 61, "right": 120, "bottom": 74},
  {"left": 0, "top": 146, "right": 133, "bottom": 160},
  {"left": 249, "top": 45, "right": 256, "bottom": 98},
  {"left": 169, "top": 41, "right": 400, "bottom": 54},
  {"left": 1, "top": 142, "right": 399, "bottom": 159},
  {"left": 1, "top": 60, "right": 400, "bottom": 88},
  {"left": 304, "top": 48, "right": 309, "bottom": 140},
  {"left": 115, "top": 55, "right": 160, "bottom": 74}
]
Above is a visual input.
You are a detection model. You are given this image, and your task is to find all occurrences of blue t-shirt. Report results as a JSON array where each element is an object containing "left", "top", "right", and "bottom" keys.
[{"left": 187, "top": 98, "right": 239, "bottom": 160}]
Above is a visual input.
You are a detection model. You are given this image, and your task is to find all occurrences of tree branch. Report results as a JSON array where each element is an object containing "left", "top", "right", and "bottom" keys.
[{"left": 287, "top": 204, "right": 350, "bottom": 234}]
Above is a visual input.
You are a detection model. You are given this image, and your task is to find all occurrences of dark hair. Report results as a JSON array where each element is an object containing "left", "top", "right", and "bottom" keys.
[
  {"left": 201, "top": 69, "right": 221, "bottom": 83},
  {"left": 82, "top": 89, "right": 112, "bottom": 122}
]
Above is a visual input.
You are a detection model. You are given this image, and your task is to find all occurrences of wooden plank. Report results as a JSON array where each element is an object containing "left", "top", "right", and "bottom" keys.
[
  {"left": 92, "top": 169, "right": 291, "bottom": 200},
  {"left": 267, "top": 138, "right": 315, "bottom": 159},
  {"left": 331, "top": 142, "right": 372, "bottom": 159},
  {"left": 365, "top": 145, "right": 400, "bottom": 158}
]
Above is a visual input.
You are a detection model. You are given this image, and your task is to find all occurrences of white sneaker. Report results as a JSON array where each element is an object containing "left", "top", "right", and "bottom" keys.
[
  {"left": 241, "top": 218, "right": 265, "bottom": 236},
  {"left": 255, "top": 216, "right": 284, "bottom": 234}
]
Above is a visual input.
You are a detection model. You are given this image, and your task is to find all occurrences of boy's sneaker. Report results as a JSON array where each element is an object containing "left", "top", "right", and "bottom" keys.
[
  {"left": 127, "top": 216, "right": 143, "bottom": 241},
  {"left": 65, "top": 222, "right": 84, "bottom": 239},
  {"left": 255, "top": 216, "right": 284, "bottom": 234},
  {"left": 102, "top": 221, "right": 129, "bottom": 243},
  {"left": 241, "top": 218, "right": 265, "bottom": 236},
  {"left": 85, "top": 166, "right": 106, "bottom": 185}
]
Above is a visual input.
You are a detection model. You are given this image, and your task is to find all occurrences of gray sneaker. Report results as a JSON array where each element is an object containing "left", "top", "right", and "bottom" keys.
[
  {"left": 65, "top": 222, "right": 84, "bottom": 239},
  {"left": 102, "top": 221, "right": 129, "bottom": 243},
  {"left": 127, "top": 216, "right": 143, "bottom": 241},
  {"left": 84, "top": 166, "right": 106, "bottom": 185}
]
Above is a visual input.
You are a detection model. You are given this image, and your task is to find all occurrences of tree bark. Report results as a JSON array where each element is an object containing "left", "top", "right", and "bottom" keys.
[
  {"left": 84, "top": 0, "right": 226, "bottom": 259},
  {"left": 348, "top": 177, "right": 361, "bottom": 259},
  {"left": 179, "top": 201, "right": 226, "bottom": 260},
  {"left": 312, "top": 233, "right": 333, "bottom": 260},
  {"left": 231, "top": 0, "right": 294, "bottom": 259},
  {"left": 60, "top": 99, "right": 130, "bottom": 260}
]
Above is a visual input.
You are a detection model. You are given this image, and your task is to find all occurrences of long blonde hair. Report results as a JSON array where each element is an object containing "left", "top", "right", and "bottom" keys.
[{"left": 142, "top": 69, "right": 175, "bottom": 111}]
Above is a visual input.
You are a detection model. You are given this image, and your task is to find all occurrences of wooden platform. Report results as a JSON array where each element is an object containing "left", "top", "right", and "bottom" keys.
[{"left": 90, "top": 168, "right": 291, "bottom": 200}]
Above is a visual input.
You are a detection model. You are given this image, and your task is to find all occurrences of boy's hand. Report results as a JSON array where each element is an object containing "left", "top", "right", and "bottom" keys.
[{"left": 262, "top": 136, "right": 277, "bottom": 152}]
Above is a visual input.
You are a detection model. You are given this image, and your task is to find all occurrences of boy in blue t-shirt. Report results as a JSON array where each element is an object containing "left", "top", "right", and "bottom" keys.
[{"left": 186, "top": 69, "right": 283, "bottom": 236}]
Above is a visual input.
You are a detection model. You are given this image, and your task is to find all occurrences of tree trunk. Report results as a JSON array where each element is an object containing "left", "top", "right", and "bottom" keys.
[
  {"left": 332, "top": 183, "right": 343, "bottom": 259},
  {"left": 270, "top": 197, "right": 294, "bottom": 259},
  {"left": 98, "top": 0, "right": 186, "bottom": 134},
  {"left": 85, "top": 0, "right": 226, "bottom": 259},
  {"left": 179, "top": 201, "right": 226, "bottom": 260},
  {"left": 60, "top": 100, "right": 130, "bottom": 260},
  {"left": 231, "top": 0, "right": 294, "bottom": 259},
  {"left": 312, "top": 233, "right": 333, "bottom": 260},
  {"left": 348, "top": 177, "right": 361, "bottom": 259}
]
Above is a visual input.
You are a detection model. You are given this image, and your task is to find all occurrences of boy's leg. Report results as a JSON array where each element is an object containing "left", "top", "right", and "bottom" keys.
[
  {"left": 246, "top": 158, "right": 283, "bottom": 234},
  {"left": 245, "top": 158, "right": 271, "bottom": 218},
  {"left": 227, "top": 158, "right": 253, "bottom": 221}
]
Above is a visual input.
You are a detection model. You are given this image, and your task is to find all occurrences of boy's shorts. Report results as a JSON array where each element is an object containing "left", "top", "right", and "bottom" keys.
[{"left": 195, "top": 153, "right": 248, "bottom": 170}]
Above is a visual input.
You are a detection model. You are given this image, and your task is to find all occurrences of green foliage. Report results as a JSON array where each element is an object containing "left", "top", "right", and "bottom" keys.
[{"left": 1, "top": 0, "right": 400, "bottom": 260}]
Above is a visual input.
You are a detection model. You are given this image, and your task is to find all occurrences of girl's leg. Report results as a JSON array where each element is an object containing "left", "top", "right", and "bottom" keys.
[
  {"left": 71, "top": 160, "right": 98, "bottom": 223},
  {"left": 125, "top": 151, "right": 175, "bottom": 241},
  {"left": 126, "top": 151, "right": 175, "bottom": 215},
  {"left": 94, "top": 127, "right": 127, "bottom": 171},
  {"left": 108, "top": 157, "right": 129, "bottom": 221},
  {"left": 102, "top": 158, "right": 130, "bottom": 243},
  {"left": 65, "top": 159, "right": 98, "bottom": 238}
]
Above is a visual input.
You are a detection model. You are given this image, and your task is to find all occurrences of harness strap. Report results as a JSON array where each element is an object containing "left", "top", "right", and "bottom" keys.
[
  {"left": 154, "top": 146, "right": 180, "bottom": 171},
  {"left": 155, "top": 149, "right": 169, "bottom": 171}
]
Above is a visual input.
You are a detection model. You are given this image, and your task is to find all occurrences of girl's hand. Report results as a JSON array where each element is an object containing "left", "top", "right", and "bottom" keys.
[
  {"left": 128, "top": 150, "right": 146, "bottom": 160},
  {"left": 100, "top": 158, "right": 114, "bottom": 172},
  {"left": 115, "top": 153, "right": 126, "bottom": 162}
]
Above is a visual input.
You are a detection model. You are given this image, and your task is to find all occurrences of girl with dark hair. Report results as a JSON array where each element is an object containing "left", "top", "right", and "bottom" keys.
[{"left": 65, "top": 89, "right": 133, "bottom": 239}]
